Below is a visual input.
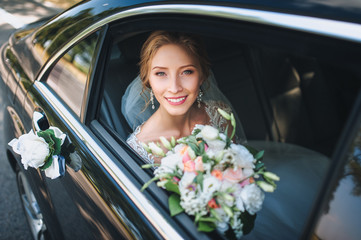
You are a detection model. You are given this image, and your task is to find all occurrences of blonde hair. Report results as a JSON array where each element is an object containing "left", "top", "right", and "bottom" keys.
[{"left": 139, "top": 31, "right": 210, "bottom": 90}]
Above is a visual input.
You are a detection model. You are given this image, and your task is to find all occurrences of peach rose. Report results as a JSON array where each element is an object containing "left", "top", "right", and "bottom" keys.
[
  {"left": 223, "top": 168, "right": 244, "bottom": 184},
  {"left": 184, "top": 160, "right": 195, "bottom": 172}
]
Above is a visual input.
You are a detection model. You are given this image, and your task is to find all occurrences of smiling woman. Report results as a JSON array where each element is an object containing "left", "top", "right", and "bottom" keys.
[{"left": 124, "top": 31, "right": 239, "bottom": 164}]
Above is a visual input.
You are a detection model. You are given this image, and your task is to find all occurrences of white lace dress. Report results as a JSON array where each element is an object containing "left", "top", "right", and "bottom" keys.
[{"left": 126, "top": 100, "right": 231, "bottom": 164}]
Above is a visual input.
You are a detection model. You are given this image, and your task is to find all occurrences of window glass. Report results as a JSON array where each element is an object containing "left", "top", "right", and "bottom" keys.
[
  {"left": 46, "top": 31, "right": 99, "bottom": 116},
  {"left": 314, "top": 125, "right": 361, "bottom": 240}
]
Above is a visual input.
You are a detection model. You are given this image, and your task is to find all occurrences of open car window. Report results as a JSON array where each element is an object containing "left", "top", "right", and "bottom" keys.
[{"left": 93, "top": 14, "right": 361, "bottom": 239}]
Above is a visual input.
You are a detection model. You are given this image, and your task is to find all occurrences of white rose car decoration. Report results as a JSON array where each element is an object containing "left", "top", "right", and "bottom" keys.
[{"left": 8, "top": 127, "right": 67, "bottom": 179}]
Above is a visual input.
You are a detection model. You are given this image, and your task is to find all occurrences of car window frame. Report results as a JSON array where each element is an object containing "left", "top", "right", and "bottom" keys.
[{"left": 35, "top": 26, "right": 106, "bottom": 121}]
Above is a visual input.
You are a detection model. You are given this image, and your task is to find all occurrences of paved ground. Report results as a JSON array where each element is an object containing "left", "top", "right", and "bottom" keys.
[{"left": 0, "top": 1, "right": 68, "bottom": 239}]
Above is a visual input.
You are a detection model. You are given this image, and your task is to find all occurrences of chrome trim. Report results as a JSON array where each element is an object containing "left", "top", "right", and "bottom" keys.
[
  {"left": 34, "top": 81, "right": 182, "bottom": 239},
  {"left": 34, "top": 3, "right": 361, "bottom": 238}
]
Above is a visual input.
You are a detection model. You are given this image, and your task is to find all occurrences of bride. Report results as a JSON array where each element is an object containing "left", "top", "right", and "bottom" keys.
[
  {"left": 125, "top": 31, "right": 245, "bottom": 163},
  {"left": 122, "top": 31, "right": 328, "bottom": 239}
]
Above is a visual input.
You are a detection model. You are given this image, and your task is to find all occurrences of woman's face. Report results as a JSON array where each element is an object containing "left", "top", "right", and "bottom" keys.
[{"left": 149, "top": 44, "right": 203, "bottom": 117}]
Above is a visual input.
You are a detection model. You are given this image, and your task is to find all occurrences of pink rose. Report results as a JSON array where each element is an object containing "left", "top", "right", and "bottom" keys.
[{"left": 223, "top": 168, "right": 244, "bottom": 184}]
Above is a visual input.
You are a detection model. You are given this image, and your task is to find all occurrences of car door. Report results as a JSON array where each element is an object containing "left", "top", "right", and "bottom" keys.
[{"left": 19, "top": 25, "right": 160, "bottom": 239}]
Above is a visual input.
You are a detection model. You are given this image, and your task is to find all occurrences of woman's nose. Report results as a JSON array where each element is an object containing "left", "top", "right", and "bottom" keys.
[{"left": 168, "top": 75, "right": 183, "bottom": 93}]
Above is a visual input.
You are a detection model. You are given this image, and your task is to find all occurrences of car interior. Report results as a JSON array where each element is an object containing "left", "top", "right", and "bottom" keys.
[
  {"left": 94, "top": 16, "right": 361, "bottom": 238},
  {"left": 99, "top": 32, "right": 357, "bottom": 157}
]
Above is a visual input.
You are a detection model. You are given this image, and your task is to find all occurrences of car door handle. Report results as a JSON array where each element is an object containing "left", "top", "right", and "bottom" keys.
[{"left": 32, "top": 110, "right": 49, "bottom": 132}]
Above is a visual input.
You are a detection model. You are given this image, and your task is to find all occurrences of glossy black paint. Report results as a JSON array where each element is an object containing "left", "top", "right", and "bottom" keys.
[{"left": 1, "top": 0, "right": 361, "bottom": 239}]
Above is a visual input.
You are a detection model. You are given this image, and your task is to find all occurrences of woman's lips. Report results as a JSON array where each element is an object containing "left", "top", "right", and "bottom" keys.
[{"left": 166, "top": 96, "right": 187, "bottom": 105}]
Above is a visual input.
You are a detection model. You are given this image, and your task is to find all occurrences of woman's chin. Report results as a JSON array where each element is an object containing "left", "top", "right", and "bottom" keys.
[{"left": 161, "top": 104, "right": 193, "bottom": 117}]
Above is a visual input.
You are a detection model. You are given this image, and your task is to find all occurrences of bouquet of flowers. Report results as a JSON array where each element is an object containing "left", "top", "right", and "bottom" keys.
[
  {"left": 8, "top": 127, "right": 67, "bottom": 179},
  {"left": 141, "top": 109, "right": 279, "bottom": 239}
]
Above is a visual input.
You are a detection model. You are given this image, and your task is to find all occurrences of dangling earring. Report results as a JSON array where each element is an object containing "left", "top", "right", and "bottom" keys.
[
  {"left": 197, "top": 89, "right": 203, "bottom": 108},
  {"left": 150, "top": 89, "right": 155, "bottom": 110}
]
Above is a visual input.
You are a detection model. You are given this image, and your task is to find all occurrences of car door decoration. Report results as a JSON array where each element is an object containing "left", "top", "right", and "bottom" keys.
[
  {"left": 8, "top": 126, "right": 67, "bottom": 179},
  {"left": 141, "top": 108, "right": 279, "bottom": 238}
]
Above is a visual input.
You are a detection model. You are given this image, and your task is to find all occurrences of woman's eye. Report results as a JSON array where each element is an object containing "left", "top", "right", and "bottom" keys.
[
  {"left": 155, "top": 72, "right": 166, "bottom": 76},
  {"left": 183, "top": 70, "right": 194, "bottom": 75}
]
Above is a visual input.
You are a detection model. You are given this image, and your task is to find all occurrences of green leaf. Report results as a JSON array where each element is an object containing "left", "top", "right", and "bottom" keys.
[
  {"left": 202, "top": 153, "right": 210, "bottom": 163},
  {"left": 198, "top": 141, "right": 205, "bottom": 154},
  {"left": 165, "top": 181, "right": 180, "bottom": 195},
  {"left": 196, "top": 172, "right": 204, "bottom": 191},
  {"left": 255, "top": 161, "right": 264, "bottom": 170},
  {"left": 188, "top": 142, "right": 199, "bottom": 155},
  {"left": 254, "top": 150, "right": 264, "bottom": 160},
  {"left": 198, "top": 217, "right": 218, "bottom": 223},
  {"left": 192, "top": 128, "right": 201, "bottom": 136},
  {"left": 37, "top": 129, "right": 62, "bottom": 156},
  {"left": 177, "top": 138, "right": 187, "bottom": 144},
  {"left": 197, "top": 221, "right": 216, "bottom": 232},
  {"left": 168, "top": 194, "right": 184, "bottom": 216},
  {"left": 188, "top": 135, "right": 198, "bottom": 144},
  {"left": 39, "top": 156, "right": 53, "bottom": 170}
]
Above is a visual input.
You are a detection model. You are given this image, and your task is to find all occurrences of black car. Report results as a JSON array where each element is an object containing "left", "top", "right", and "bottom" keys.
[{"left": 1, "top": 0, "right": 361, "bottom": 239}]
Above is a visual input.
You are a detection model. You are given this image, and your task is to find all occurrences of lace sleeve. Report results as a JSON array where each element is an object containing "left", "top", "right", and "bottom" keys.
[{"left": 126, "top": 126, "right": 155, "bottom": 164}]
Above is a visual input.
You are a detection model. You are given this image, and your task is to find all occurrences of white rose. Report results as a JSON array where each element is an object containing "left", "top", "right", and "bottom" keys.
[
  {"left": 240, "top": 184, "right": 265, "bottom": 215},
  {"left": 201, "top": 125, "right": 219, "bottom": 141},
  {"left": 9, "top": 131, "right": 49, "bottom": 170}
]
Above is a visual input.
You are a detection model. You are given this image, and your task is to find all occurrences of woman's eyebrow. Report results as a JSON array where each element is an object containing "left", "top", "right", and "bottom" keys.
[
  {"left": 151, "top": 64, "right": 196, "bottom": 70},
  {"left": 180, "top": 64, "right": 197, "bottom": 68},
  {"left": 151, "top": 66, "right": 167, "bottom": 70}
]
